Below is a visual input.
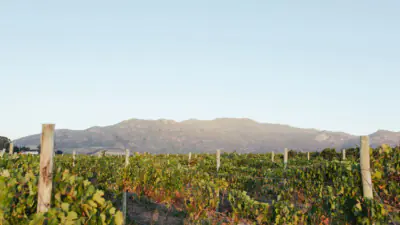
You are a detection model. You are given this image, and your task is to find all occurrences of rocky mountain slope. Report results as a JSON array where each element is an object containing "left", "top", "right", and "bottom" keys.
[{"left": 14, "top": 118, "right": 399, "bottom": 154}]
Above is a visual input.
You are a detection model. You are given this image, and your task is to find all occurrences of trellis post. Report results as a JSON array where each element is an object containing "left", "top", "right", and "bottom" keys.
[
  {"left": 284, "top": 148, "right": 288, "bottom": 169},
  {"left": 360, "top": 136, "right": 373, "bottom": 199},
  {"left": 37, "top": 124, "right": 55, "bottom": 213},
  {"left": 216, "top": 149, "right": 221, "bottom": 172},
  {"left": 73, "top": 150, "right": 76, "bottom": 167},
  {"left": 9, "top": 142, "right": 14, "bottom": 154}
]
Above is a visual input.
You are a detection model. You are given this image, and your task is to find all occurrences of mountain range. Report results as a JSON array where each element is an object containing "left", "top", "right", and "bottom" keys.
[{"left": 14, "top": 118, "right": 400, "bottom": 154}]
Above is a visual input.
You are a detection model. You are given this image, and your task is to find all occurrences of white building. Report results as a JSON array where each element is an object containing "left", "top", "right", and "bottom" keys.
[{"left": 21, "top": 151, "right": 39, "bottom": 155}]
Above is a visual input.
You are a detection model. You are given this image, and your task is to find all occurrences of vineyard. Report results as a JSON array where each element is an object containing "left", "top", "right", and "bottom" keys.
[{"left": 1, "top": 143, "right": 400, "bottom": 224}]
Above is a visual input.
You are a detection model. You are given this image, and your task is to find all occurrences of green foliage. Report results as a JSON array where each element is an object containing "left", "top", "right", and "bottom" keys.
[
  {"left": 320, "top": 148, "right": 339, "bottom": 160},
  {"left": 288, "top": 149, "right": 297, "bottom": 158},
  {"left": 1, "top": 146, "right": 399, "bottom": 224},
  {"left": 0, "top": 136, "right": 11, "bottom": 151},
  {"left": 0, "top": 154, "right": 123, "bottom": 225}
]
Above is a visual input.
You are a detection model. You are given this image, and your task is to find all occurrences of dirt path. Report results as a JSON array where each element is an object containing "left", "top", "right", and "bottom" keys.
[
  {"left": 120, "top": 192, "right": 252, "bottom": 225},
  {"left": 125, "top": 193, "right": 185, "bottom": 225}
]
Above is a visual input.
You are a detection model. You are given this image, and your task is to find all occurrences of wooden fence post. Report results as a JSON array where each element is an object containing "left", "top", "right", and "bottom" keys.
[
  {"left": 216, "top": 149, "right": 221, "bottom": 172},
  {"left": 188, "top": 152, "right": 191, "bottom": 165},
  {"left": 284, "top": 148, "right": 288, "bottom": 169},
  {"left": 123, "top": 149, "right": 130, "bottom": 225},
  {"left": 215, "top": 149, "right": 221, "bottom": 212},
  {"left": 360, "top": 136, "right": 373, "bottom": 199},
  {"left": 9, "top": 142, "right": 14, "bottom": 154},
  {"left": 271, "top": 152, "right": 275, "bottom": 162},
  {"left": 125, "top": 149, "right": 130, "bottom": 167},
  {"left": 73, "top": 150, "right": 76, "bottom": 167},
  {"left": 342, "top": 149, "right": 346, "bottom": 160},
  {"left": 307, "top": 152, "right": 310, "bottom": 161},
  {"left": 37, "top": 124, "right": 55, "bottom": 213}
]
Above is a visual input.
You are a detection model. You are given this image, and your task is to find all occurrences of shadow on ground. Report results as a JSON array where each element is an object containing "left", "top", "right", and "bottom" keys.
[{"left": 125, "top": 193, "right": 186, "bottom": 225}]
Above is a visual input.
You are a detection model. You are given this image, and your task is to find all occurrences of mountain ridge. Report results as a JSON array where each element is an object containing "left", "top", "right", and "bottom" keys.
[{"left": 14, "top": 118, "right": 400, "bottom": 154}]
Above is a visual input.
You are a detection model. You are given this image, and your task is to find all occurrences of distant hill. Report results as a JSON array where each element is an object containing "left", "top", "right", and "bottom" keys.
[{"left": 14, "top": 118, "right": 400, "bottom": 154}]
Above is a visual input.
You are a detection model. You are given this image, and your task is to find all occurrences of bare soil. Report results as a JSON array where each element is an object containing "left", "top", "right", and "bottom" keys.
[{"left": 125, "top": 193, "right": 185, "bottom": 225}]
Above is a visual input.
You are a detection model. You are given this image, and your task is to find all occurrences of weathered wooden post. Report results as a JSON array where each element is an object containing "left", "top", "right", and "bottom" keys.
[
  {"left": 125, "top": 149, "right": 130, "bottom": 167},
  {"left": 307, "top": 152, "right": 310, "bottom": 161},
  {"left": 342, "top": 149, "right": 346, "bottom": 160},
  {"left": 9, "top": 142, "right": 14, "bottom": 154},
  {"left": 73, "top": 150, "right": 76, "bottom": 167},
  {"left": 284, "top": 148, "right": 288, "bottom": 169},
  {"left": 360, "top": 136, "right": 373, "bottom": 199},
  {"left": 37, "top": 124, "right": 55, "bottom": 213},
  {"left": 271, "top": 151, "right": 275, "bottom": 162},
  {"left": 188, "top": 152, "right": 191, "bottom": 165},
  {"left": 216, "top": 149, "right": 221, "bottom": 172},
  {"left": 123, "top": 149, "right": 129, "bottom": 224},
  {"left": 215, "top": 149, "right": 221, "bottom": 213}
]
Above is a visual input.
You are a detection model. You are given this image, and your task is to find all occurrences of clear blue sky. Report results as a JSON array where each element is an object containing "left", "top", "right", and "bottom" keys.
[{"left": 1, "top": 0, "right": 399, "bottom": 140}]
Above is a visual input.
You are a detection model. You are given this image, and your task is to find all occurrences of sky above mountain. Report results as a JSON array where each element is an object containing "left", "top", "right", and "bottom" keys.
[{"left": 1, "top": 0, "right": 400, "bottom": 139}]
